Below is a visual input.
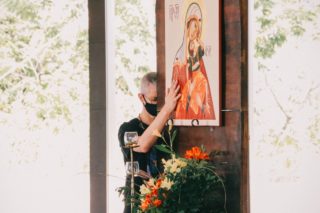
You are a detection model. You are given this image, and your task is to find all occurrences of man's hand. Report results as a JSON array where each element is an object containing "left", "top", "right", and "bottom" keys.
[
  {"left": 134, "top": 80, "right": 181, "bottom": 153},
  {"left": 163, "top": 80, "right": 181, "bottom": 113},
  {"left": 136, "top": 170, "right": 152, "bottom": 180}
]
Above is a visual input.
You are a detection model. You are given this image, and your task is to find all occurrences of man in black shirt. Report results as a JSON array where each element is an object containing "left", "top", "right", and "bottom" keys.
[{"left": 118, "top": 72, "right": 180, "bottom": 212}]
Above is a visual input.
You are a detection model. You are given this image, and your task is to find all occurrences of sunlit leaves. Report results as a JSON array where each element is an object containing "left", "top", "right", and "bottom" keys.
[
  {"left": 255, "top": 29, "right": 286, "bottom": 58},
  {"left": 256, "top": 17, "right": 275, "bottom": 31},
  {"left": 283, "top": 7, "right": 317, "bottom": 36},
  {"left": 254, "top": 0, "right": 274, "bottom": 16},
  {"left": 115, "top": 0, "right": 155, "bottom": 95},
  {"left": 0, "top": 0, "right": 88, "bottom": 131},
  {"left": 1, "top": 0, "right": 40, "bottom": 21},
  {"left": 254, "top": 0, "right": 320, "bottom": 151},
  {"left": 254, "top": 0, "right": 320, "bottom": 59},
  {"left": 116, "top": 76, "right": 132, "bottom": 96},
  {"left": 308, "top": 115, "right": 320, "bottom": 145}
]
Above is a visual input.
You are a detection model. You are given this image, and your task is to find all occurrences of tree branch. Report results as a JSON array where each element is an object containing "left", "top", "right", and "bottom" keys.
[{"left": 263, "top": 71, "right": 292, "bottom": 134}]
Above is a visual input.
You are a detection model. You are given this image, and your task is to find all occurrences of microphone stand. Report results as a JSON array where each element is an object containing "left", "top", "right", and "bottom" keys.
[{"left": 124, "top": 142, "right": 139, "bottom": 213}]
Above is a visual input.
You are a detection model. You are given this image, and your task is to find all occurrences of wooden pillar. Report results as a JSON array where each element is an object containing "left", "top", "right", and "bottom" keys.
[
  {"left": 89, "top": 0, "right": 106, "bottom": 213},
  {"left": 156, "top": 0, "right": 249, "bottom": 212}
]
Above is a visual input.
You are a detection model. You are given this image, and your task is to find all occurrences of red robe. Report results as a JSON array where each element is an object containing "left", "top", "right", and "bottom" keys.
[{"left": 172, "top": 59, "right": 215, "bottom": 120}]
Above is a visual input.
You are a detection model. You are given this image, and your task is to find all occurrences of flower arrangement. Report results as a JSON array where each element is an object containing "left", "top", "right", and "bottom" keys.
[
  {"left": 136, "top": 128, "right": 227, "bottom": 213},
  {"left": 119, "top": 126, "right": 226, "bottom": 213}
]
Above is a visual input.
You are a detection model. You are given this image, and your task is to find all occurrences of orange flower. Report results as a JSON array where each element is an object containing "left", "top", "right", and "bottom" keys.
[
  {"left": 141, "top": 200, "right": 149, "bottom": 211},
  {"left": 156, "top": 179, "right": 162, "bottom": 188},
  {"left": 184, "top": 146, "right": 210, "bottom": 160},
  {"left": 200, "top": 152, "right": 209, "bottom": 160},
  {"left": 145, "top": 193, "right": 151, "bottom": 199},
  {"left": 141, "top": 197, "right": 152, "bottom": 211},
  {"left": 151, "top": 188, "right": 158, "bottom": 196},
  {"left": 153, "top": 199, "right": 162, "bottom": 207}
]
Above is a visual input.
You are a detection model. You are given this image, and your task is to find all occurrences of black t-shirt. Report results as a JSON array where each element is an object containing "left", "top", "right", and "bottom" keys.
[{"left": 118, "top": 118, "right": 168, "bottom": 183}]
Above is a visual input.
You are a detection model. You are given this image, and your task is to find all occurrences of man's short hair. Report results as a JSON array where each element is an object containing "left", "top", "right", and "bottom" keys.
[{"left": 140, "top": 72, "right": 157, "bottom": 94}]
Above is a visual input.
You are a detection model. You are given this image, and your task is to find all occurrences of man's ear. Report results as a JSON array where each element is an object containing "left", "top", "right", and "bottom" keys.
[{"left": 138, "top": 93, "right": 146, "bottom": 105}]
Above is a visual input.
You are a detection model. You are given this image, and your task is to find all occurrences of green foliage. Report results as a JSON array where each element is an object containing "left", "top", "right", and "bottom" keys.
[
  {"left": 115, "top": 0, "right": 155, "bottom": 95},
  {"left": 162, "top": 161, "right": 224, "bottom": 213},
  {"left": 0, "top": 0, "right": 88, "bottom": 131},
  {"left": 283, "top": 7, "right": 317, "bottom": 36},
  {"left": 255, "top": 29, "right": 286, "bottom": 58},
  {"left": 256, "top": 17, "right": 275, "bottom": 31},
  {"left": 254, "top": 0, "right": 320, "bottom": 59},
  {"left": 308, "top": 115, "right": 320, "bottom": 145},
  {"left": 254, "top": 0, "right": 320, "bottom": 150},
  {"left": 136, "top": 155, "right": 225, "bottom": 213},
  {"left": 254, "top": 0, "right": 274, "bottom": 16}
]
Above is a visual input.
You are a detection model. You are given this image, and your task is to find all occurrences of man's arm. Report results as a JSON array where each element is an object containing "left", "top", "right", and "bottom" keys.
[{"left": 134, "top": 80, "right": 181, "bottom": 153}]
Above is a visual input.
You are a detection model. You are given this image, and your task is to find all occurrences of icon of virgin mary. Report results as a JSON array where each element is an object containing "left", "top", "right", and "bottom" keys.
[{"left": 172, "top": 3, "right": 215, "bottom": 120}]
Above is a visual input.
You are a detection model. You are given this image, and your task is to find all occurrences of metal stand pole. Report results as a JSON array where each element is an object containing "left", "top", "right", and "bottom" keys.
[{"left": 130, "top": 147, "right": 134, "bottom": 213}]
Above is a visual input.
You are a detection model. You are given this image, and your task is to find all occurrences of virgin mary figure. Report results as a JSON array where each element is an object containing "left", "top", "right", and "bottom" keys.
[{"left": 172, "top": 3, "right": 215, "bottom": 120}]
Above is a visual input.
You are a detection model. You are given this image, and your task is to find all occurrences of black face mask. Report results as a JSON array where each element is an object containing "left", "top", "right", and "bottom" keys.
[{"left": 143, "top": 96, "right": 157, "bottom": 116}]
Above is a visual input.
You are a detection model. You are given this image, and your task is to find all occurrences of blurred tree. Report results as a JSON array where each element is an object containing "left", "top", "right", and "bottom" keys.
[
  {"left": 114, "top": 0, "right": 155, "bottom": 96},
  {"left": 255, "top": 0, "right": 320, "bottom": 59},
  {"left": 254, "top": 0, "right": 320, "bottom": 148},
  {"left": 0, "top": 0, "right": 88, "bottom": 132}
]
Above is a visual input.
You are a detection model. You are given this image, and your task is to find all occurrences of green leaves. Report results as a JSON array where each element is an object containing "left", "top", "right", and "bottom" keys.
[
  {"left": 254, "top": 0, "right": 320, "bottom": 59},
  {"left": 256, "top": 17, "right": 275, "bottom": 31},
  {"left": 162, "top": 159, "right": 225, "bottom": 213},
  {"left": 0, "top": 0, "right": 88, "bottom": 131},
  {"left": 154, "top": 144, "right": 173, "bottom": 155},
  {"left": 284, "top": 7, "right": 317, "bottom": 36},
  {"left": 253, "top": 0, "right": 320, "bottom": 152},
  {"left": 254, "top": 0, "right": 274, "bottom": 16},
  {"left": 1, "top": 0, "right": 39, "bottom": 20},
  {"left": 255, "top": 29, "right": 286, "bottom": 59},
  {"left": 114, "top": 0, "right": 155, "bottom": 95}
]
